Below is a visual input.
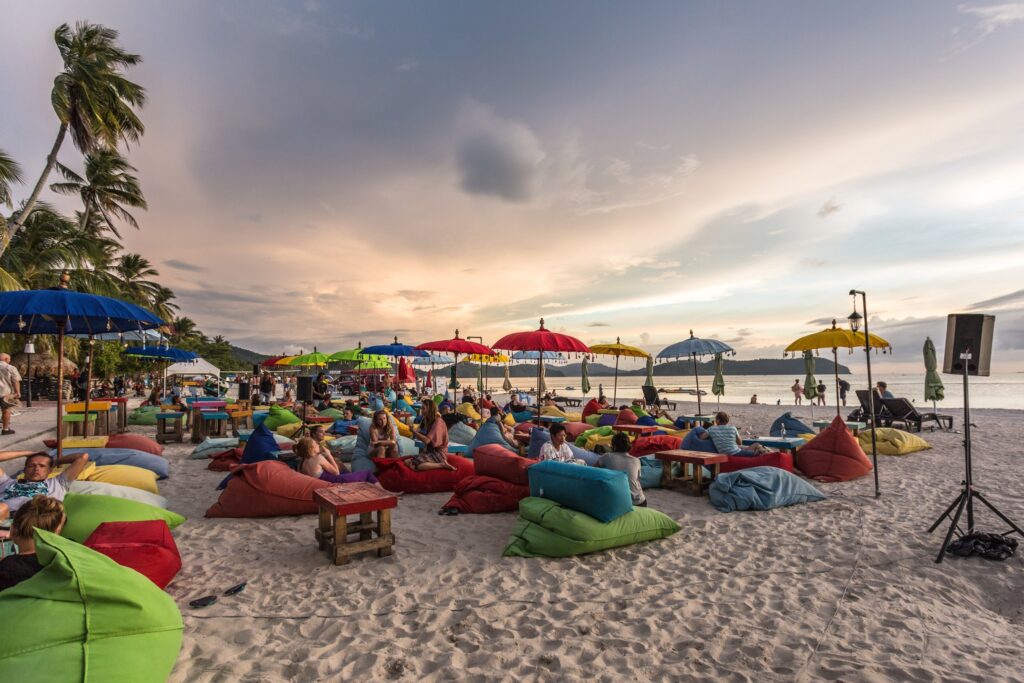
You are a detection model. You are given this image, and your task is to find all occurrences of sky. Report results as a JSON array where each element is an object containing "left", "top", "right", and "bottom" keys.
[{"left": 2, "top": 1, "right": 1024, "bottom": 373}]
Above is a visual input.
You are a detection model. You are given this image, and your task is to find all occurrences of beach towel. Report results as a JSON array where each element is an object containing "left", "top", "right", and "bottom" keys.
[{"left": 708, "top": 467, "right": 826, "bottom": 512}]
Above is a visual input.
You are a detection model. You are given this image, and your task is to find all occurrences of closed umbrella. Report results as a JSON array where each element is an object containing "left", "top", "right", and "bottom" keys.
[
  {"left": 657, "top": 331, "right": 735, "bottom": 415},
  {"left": 802, "top": 350, "right": 818, "bottom": 418},
  {"left": 502, "top": 365, "right": 513, "bottom": 392},
  {"left": 476, "top": 364, "right": 485, "bottom": 393},
  {"left": 711, "top": 353, "right": 725, "bottom": 410},
  {"left": 589, "top": 337, "right": 650, "bottom": 406},
  {"left": 448, "top": 364, "right": 459, "bottom": 390},
  {"left": 924, "top": 337, "right": 945, "bottom": 414},
  {"left": 644, "top": 356, "right": 655, "bottom": 388},
  {"left": 581, "top": 357, "right": 591, "bottom": 396}
]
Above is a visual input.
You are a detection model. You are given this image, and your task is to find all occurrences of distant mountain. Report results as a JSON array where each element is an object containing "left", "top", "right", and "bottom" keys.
[
  {"left": 441, "top": 357, "right": 850, "bottom": 378},
  {"left": 229, "top": 345, "right": 270, "bottom": 369}
]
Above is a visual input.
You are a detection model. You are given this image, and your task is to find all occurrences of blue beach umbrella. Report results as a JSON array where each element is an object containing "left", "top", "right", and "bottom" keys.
[
  {"left": 124, "top": 346, "right": 198, "bottom": 362},
  {"left": 656, "top": 330, "right": 735, "bottom": 415},
  {"left": 362, "top": 336, "right": 429, "bottom": 359}
]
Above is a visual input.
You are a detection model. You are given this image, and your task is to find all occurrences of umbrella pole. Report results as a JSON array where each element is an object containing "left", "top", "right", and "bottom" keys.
[
  {"left": 693, "top": 355, "right": 702, "bottom": 415},
  {"left": 536, "top": 357, "right": 543, "bottom": 424},
  {"left": 833, "top": 348, "right": 841, "bottom": 418},
  {"left": 613, "top": 355, "right": 620, "bottom": 406},
  {"left": 56, "top": 326, "right": 66, "bottom": 459},
  {"left": 83, "top": 336, "right": 94, "bottom": 437}
]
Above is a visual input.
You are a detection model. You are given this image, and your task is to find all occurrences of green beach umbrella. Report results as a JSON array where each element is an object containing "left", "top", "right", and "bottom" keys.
[
  {"left": 448, "top": 364, "right": 460, "bottom": 390},
  {"left": 644, "top": 355, "right": 655, "bottom": 388},
  {"left": 287, "top": 350, "right": 330, "bottom": 367},
  {"left": 803, "top": 350, "right": 818, "bottom": 417},
  {"left": 711, "top": 353, "right": 725, "bottom": 409},
  {"left": 924, "top": 337, "right": 944, "bottom": 406},
  {"left": 581, "top": 356, "right": 591, "bottom": 396}
]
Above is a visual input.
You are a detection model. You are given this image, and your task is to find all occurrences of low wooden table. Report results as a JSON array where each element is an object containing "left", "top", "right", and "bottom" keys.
[
  {"left": 314, "top": 483, "right": 397, "bottom": 565},
  {"left": 812, "top": 420, "right": 866, "bottom": 435},
  {"left": 742, "top": 436, "right": 806, "bottom": 454},
  {"left": 611, "top": 424, "right": 658, "bottom": 438},
  {"left": 108, "top": 397, "right": 130, "bottom": 433},
  {"left": 655, "top": 449, "right": 729, "bottom": 496}
]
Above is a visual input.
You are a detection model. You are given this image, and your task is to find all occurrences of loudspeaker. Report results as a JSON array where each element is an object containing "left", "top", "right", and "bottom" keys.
[
  {"left": 252, "top": 364, "right": 261, "bottom": 377},
  {"left": 297, "top": 375, "right": 314, "bottom": 402},
  {"left": 238, "top": 382, "right": 251, "bottom": 401},
  {"left": 943, "top": 314, "right": 994, "bottom": 376}
]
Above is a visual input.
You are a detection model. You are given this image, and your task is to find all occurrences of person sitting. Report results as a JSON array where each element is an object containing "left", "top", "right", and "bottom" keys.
[
  {"left": 749, "top": 394, "right": 758, "bottom": 404},
  {"left": 0, "top": 452, "right": 89, "bottom": 522},
  {"left": 0, "top": 495, "right": 66, "bottom": 591},
  {"left": 439, "top": 403, "right": 466, "bottom": 430},
  {"left": 478, "top": 393, "right": 496, "bottom": 411},
  {"left": 485, "top": 410, "right": 518, "bottom": 449},
  {"left": 369, "top": 410, "right": 399, "bottom": 459},
  {"left": 539, "top": 424, "right": 584, "bottom": 464},
  {"left": 410, "top": 401, "right": 455, "bottom": 471},
  {"left": 141, "top": 387, "right": 162, "bottom": 407},
  {"left": 296, "top": 436, "right": 344, "bottom": 482},
  {"left": 698, "top": 412, "right": 767, "bottom": 456},
  {"left": 596, "top": 433, "right": 646, "bottom": 507},
  {"left": 874, "top": 381, "right": 894, "bottom": 400},
  {"left": 167, "top": 394, "right": 186, "bottom": 412},
  {"left": 582, "top": 395, "right": 609, "bottom": 420}
]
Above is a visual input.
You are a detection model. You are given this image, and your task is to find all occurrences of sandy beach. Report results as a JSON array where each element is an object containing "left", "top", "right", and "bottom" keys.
[{"left": 71, "top": 400, "right": 1012, "bottom": 682}]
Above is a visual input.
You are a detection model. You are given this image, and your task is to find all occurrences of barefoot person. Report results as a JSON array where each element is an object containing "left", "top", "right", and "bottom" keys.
[
  {"left": 791, "top": 379, "right": 803, "bottom": 405},
  {"left": 410, "top": 400, "right": 455, "bottom": 471},
  {"left": 0, "top": 451, "right": 89, "bottom": 522},
  {"left": 369, "top": 410, "right": 399, "bottom": 459},
  {"left": 0, "top": 496, "right": 66, "bottom": 591}
]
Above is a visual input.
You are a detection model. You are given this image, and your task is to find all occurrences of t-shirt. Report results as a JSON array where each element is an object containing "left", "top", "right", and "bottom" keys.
[
  {"left": 596, "top": 451, "right": 645, "bottom": 505},
  {"left": 0, "top": 554, "right": 43, "bottom": 592},
  {"left": 539, "top": 441, "right": 576, "bottom": 463},
  {"left": 0, "top": 361, "right": 21, "bottom": 397},
  {"left": 706, "top": 425, "right": 742, "bottom": 455},
  {"left": 0, "top": 473, "right": 72, "bottom": 513}
]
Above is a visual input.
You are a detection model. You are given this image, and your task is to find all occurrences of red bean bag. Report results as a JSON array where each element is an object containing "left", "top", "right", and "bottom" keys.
[
  {"left": 474, "top": 444, "right": 536, "bottom": 485},
  {"left": 372, "top": 455, "right": 475, "bottom": 493},
  {"left": 615, "top": 408, "right": 638, "bottom": 425},
  {"left": 720, "top": 451, "right": 794, "bottom": 474},
  {"left": 84, "top": 520, "right": 182, "bottom": 589},
  {"left": 581, "top": 398, "right": 602, "bottom": 420},
  {"left": 207, "top": 448, "right": 243, "bottom": 471},
  {"left": 442, "top": 475, "right": 530, "bottom": 514},
  {"left": 629, "top": 435, "right": 682, "bottom": 457},
  {"left": 795, "top": 415, "right": 872, "bottom": 482},
  {"left": 513, "top": 422, "right": 537, "bottom": 435},
  {"left": 44, "top": 433, "right": 165, "bottom": 456},
  {"left": 563, "top": 421, "right": 590, "bottom": 440},
  {"left": 205, "top": 460, "right": 330, "bottom": 517}
]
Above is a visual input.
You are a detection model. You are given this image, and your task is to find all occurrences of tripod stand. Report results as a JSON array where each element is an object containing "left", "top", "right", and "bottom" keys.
[{"left": 928, "top": 349, "right": 1023, "bottom": 563}]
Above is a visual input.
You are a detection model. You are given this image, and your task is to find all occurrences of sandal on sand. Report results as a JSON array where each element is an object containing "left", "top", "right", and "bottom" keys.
[{"left": 438, "top": 507, "right": 459, "bottom": 516}]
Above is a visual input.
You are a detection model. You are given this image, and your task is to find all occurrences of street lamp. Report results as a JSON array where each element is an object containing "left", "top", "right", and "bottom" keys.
[
  {"left": 24, "top": 339, "right": 35, "bottom": 407},
  {"left": 848, "top": 290, "right": 880, "bottom": 498}
]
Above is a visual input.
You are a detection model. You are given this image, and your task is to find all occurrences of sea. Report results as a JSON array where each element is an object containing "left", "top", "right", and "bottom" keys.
[{"left": 454, "top": 373, "right": 1024, "bottom": 410}]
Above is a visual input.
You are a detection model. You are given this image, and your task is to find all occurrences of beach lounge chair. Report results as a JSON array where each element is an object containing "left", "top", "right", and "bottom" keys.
[
  {"left": 853, "top": 390, "right": 891, "bottom": 427},
  {"left": 880, "top": 397, "right": 954, "bottom": 432},
  {"left": 641, "top": 385, "right": 678, "bottom": 411}
]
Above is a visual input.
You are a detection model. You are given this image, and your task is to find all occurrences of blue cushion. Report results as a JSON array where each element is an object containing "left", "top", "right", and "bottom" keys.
[
  {"left": 769, "top": 412, "right": 813, "bottom": 437},
  {"left": 527, "top": 460, "right": 633, "bottom": 523},
  {"left": 637, "top": 456, "right": 663, "bottom": 489},
  {"left": 636, "top": 416, "right": 657, "bottom": 427},
  {"left": 51, "top": 448, "right": 169, "bottom": 479},
  {"left": 252, "top": 411, "right": 269, "bottom": 428},
  {"left": 708, "top": 467, "right": 826, "bottom": 512},
  {"left": 597, "top": 413, "right": 617, "bottom": 427},
  {"left": 568, "top": 443, "right": 599, "bottom": 466},
  {"left": 681, "top": 427, "right": 718, "bottom": 453},
  {"left": 468, "top": 421, "right": 516, "bottom": 457},
  {"left": 241, "top": 424, "right": 281, "bottom": 465},
  {"left": 512, "top": 411, "right": 534, "bottom": 424},
  {"left": 350, "top": 416, "right": 376, "bottom": 473},
  {"left": 448, "top": 421, "right": 477, "bottom": 445},
  {"left": 527, "top": 428, "right": 550, "bottom": 460},
  {"left": 200, "top": 412, "right": 229, "bottom": 420}
]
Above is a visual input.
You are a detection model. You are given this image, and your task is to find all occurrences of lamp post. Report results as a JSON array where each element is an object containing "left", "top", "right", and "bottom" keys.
[
  {"left": 848, "top": 290, "right": 880, "bottom": 498},
  {"left": 24, "top": 339, "right": 35, "bottom": 407}
]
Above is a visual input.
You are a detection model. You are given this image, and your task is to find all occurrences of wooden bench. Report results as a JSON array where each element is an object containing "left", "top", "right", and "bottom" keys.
[
  {"left": 314, "top": 483, "right": 397, "bottom": 565},
  {"left": 655, "top": 449, "right": 729, "bottom": 497}
]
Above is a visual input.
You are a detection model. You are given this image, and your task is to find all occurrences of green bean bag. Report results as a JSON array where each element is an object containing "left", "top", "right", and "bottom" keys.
[
  {"left": 61, "top": 493, "right": 186, "bottom": 543},
  {"left": 128, "top": 405, "right": 161, "bottom": 426},
  {"left": 263, "top": 405, "right": 301, "bottom": 431},
  {"left": 584, "top": 414, "right": 601, "bottom": 427},
  {"left": 318, "top": 407, "right": 345, "bottom": 419},
  {"left": 574, "top": 425, "right": 613, "bottom": 447},
  {"left": 503, "top": 497, "right": 680, "bottom": 558},
  {"left": 0, "top": 530, "right": 183, "bottom": 682}
]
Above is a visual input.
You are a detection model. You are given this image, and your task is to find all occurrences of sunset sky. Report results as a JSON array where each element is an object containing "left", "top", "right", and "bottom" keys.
[{"left": 3, "top": 1, "right": 1023, "bottom": 372}]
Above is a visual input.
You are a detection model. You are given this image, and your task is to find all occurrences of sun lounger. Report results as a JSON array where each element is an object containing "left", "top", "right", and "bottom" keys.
[
  {"left": 880, "top": 397, "right": 954, "bottom": 432},
  {"left": 642, "top": 385, "right": 678, "bottom": 411},
  {"left": 853, "top": 390, "right": 891, "bottom": 427}
]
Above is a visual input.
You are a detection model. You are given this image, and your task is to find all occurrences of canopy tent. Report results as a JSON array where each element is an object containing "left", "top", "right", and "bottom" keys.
[{"left": 166, "top": 357, "right": 220, "bottom": 378}]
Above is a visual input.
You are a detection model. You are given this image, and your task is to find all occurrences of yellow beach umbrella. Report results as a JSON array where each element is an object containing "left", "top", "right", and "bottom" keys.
[
  {"left": 464, "top": 353, "right": 509, "bottom": 393},
  {"left": 588, "top": 337, "right": 650, "bottom": 405},
  {"left": 273, "top": 355, "right": 299, "bottom": 367}
]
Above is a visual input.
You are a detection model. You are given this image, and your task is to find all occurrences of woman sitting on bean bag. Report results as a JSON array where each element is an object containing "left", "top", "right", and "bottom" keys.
[
  {"left": 296, "top": 437, "right": 378, "bottom": 485},
  {"left": 369, "top": 410, "right": 399, "bottom": 459},
  {"left": 410, "top": 400, "right": 456, "bottom": 472}
]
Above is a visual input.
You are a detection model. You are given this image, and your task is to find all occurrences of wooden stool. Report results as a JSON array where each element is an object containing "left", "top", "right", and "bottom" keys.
[
  {"left": 235, "top": 399, "right": 252, "bottom": 411},
  {"left": 228, "top": 409, "right": 254, "bottom": 432},
  {"left": 314, "top": 483, "right": 397, "bottom": 565},
  {"left": 200, "top": 411, "right": 230, "bottom": 439},
  {"left": 156, "top": 412, "right": 186, "bottom": 444},
  {"left": 61, "top": 413, "right": 97, "bottom": 438}
]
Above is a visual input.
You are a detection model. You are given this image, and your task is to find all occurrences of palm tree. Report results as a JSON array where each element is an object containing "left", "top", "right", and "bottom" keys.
[
  {"left": 170, "top": 316, "right": 201, "bottom": 342},
  {"left": 5, "top": 22, "right": 145, "bottom": 242},
  {"left": 0, "top": 149, "right": 22, "bottom": 209},
  {"left": 115, "top": 253, "right": 161, "bottom": 304},
  {"left": 51, "top": 148, "right": 147, "bottom": 237},
  {"left": 149, "top": 286, "right": 179, "bottom": 323}
]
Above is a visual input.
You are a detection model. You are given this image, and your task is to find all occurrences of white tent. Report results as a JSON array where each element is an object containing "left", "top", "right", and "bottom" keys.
[{"left": 166, "top": 357, "right": 220, "bottom": 378}]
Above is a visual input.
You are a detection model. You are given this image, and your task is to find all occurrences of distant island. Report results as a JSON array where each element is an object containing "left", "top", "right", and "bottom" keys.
[{"left": 438, "top": 357, "right": 851, "bottom": 378}]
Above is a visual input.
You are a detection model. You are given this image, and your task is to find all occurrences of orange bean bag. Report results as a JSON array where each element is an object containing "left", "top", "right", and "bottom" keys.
[
  {"left": 205, "top": 461, "right": 330, "bottom": 517},
  {"left": 45, "top": 433, "right": 165, "bottom": 456},
  {"left": 615, "top": 408, "right": 638, "bottom": 425},
  {"left": 474, "top": 444, "right": 536, "bottom": 485},
  {"left": 372, "top": 455, "right": 475, "bottom": 493},
  {"left": 442, "top": 475, "right": 530, "bottom": 514},
  {"left": 629, "top": 435, "right": 682, "bottom": 457},
  {"left": 84, "top": 520, "right": 182, "bottom": 589},
  {"left": 720, "top": 451, "right": 794, "bottom": 474},
  {"left": 795, "top": 415, "right": 873, "bottom": 482},
  {"left": 563, "top": 421, "right": 591, "bottom": 440}
]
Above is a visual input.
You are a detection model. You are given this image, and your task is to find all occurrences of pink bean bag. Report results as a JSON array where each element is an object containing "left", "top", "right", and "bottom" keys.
[
  {"left": 372, "top": 455, "right": 475, "bottom": 493},
  {"left": 795, "top": 415, "right": 872, "bottom": 482},
  {"left": 720, "top": 451, "right": 794, "bottom": 474},
  {"left": 513, "top": 422, "right": 537, "bottom": 435},
  {"left": 84, "top": 520, "right": 182, "bottom": 589},
  {"left": 442, "top": 475, "right": 530, "bottom": 514},
  {"left": 45, "top": 433, "right": 165, "bottom": 456},
  {"left": 629, "top": 435, "right": 683, "bottom": 457},
  {"left": 474, "top": 445, "right": 537, "bottom": 486},
  {"left": 615, "top": 408, "right": 638, "bottom": 425},
  {"left": 205, "top": 461, "right": 330, "bottom": 517}
]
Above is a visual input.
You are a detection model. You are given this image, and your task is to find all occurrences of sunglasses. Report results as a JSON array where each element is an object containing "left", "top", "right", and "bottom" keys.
[{"left": 188, "top": 581, "right": 247, "bottom": 609}]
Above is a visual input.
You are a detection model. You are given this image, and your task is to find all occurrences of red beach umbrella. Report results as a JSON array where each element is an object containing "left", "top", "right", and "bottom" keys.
[
  {"left": 417, "top": 330, "right": 494, "bottom": 394},
  {"left": 396, "top": 356, "right": 416, "bottom": 384},
  {"left": 491, "top": 318, "right": 590, "bottom": 410}
]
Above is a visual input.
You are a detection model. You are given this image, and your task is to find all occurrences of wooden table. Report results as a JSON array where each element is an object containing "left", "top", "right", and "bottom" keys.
[
  {"left": 812, "top": 420, "right": 866, "bottom": 435},
  {"left": 655, "top": 449, "right": 729, "bottom": 496},
  {"left": 314, "top": 483, "right": 397, "bottom": 565},
  {"left": 611, "top": 424, "right": 659, "bottom": 438},
  {"left": 742, "top": 436, "right": 806, "bottom": 454}
]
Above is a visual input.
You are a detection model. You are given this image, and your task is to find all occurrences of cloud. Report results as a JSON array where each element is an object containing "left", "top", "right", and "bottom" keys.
[
  {"left": 817, "top": 197, "right": 842, "bottom": 217},
  {"left": 455, "top": 101, "right": 546, "bottom": 202},
  {"left": 806, "top": 317, "right": 838, "bottom": 326},
  {"left": 541, "top": 302, "right": 570, "bottom": 309},
  {"left": 966, "top": 288, "right": 1024, "bottom": 310},
  {"left": 163, "top": 259, "right": 206, "bottom": 273},
  {"left": 953, "top": 3, "right": 1024, "bottom": 52},
  {"left": 396, "top": 59, "right": 419, "bottom": 72},
  {"left": 576, "top": 154, "right": 699, "bottom": 215},
  {"left": 586, "top": 322, "right": 611, "bottom": 327}
]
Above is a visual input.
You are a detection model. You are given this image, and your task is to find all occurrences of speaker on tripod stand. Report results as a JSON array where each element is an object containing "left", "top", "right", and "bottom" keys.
[{"left": 929, "top": 314, "right": 1022, "bottom": 562}]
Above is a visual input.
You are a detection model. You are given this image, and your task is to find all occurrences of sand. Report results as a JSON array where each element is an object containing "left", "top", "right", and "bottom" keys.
[{"left": 50, "top": 400, "right": 1023, "bottom": 681}]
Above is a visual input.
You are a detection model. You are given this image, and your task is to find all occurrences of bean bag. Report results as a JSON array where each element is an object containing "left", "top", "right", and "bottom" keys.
[
  {"left": 503, "top": 497, "right": 680, "bottom": 558},
  {"left": 191, "top": 436, "right": 240, "bottom": 458},
  {"left": 720, "top": 451, "right": 794, "bottom": 474},
  {"left": 630, "top": 435, "right": 683, "bottom": 457},
  {"left": 681, "top": 427, "right": 718, "bottom": 454},
  {"left": 45, "top": 433, "right": 164, "bottom": 456},
  {"left": 208, "top": 447, "right": 243, "bottom": 471},
  {"left": 637, "top": 456, "right": 663, "bottom": 489},
  {"left": 351, "top": 416, "right": 409, "bottom": 473},
  {"left": 598, "top": 413, "right": 617, "bottom": 427},
  {"left": 503, "top": 413, "right": 516, "bottom": 427},
  {"left": 51, "top": 447, "right": 169, "bottom": 479},
  {"left": 63, "top": 462, "right": 161, "bottom": 495},
  {"left": 513, "top": 422, "right": 536, "bottom": 435},
  {"left": 574, "top": 425, "right": 613, "bottom": 447},
  {"left": 253, "top": 411, "right": 269, "bottom": 428},
  {"left": 528, "top": 460, "right": 633, "bottom": 523},
  {"left": 206, "top": 461, "right": 330, "bottom": 517},
  {"left": 528, "top": 428, "right": 600, "bottom": 465},
  {"left": 512, "top": 410, "right": 534, "bottom": 423},
  {"left": 540, "top": 406, "right": 570, "bottom": 419},
  {"left": 655, "top": 417, "right": 674, "bottom": 427},
  {"left": 46, "top": 436, "right": 108, "bottom": 448},
  {"left": 262, "top": 405, "right": 301, "bottom": 431},
  {"left": 397, "top": 435, "right": 419, "bottom": 456},
  {"left": 0, "top": 530, "right": 183, "bottom": 682},
  {"left": 630, "top": 405, "right": 649, "bottom": 417},
  {"left": 582, "top": 433, "right": 613, "bottom": 455},
  {"left": 769, "top": 412, "right": 814, "bottom": 438},
  {"left": 448, "top": 421, "right": 478, "bottom": 445},
  {"left": 85, "top": 520, "right": 182, "bottom": 589},
  {"left": 563, "top": 421, "right": 590, "bottom": 440},
  {"left": 128, "top": 407, "right": 160, "bottom": 426},
  {"left": 371, "top": 455, "right": 475, "bottom": 494},
  {"left": 318, "top": 407, "right": 345, "bottom": 419},
  {"left": 329, "top": 418, "right": 359, "bottom": 435},
  {"left": 474, "top": 444, "right": 536, "bottom": 485},
  {"left": 585, "top": 414, "right": 601, "bottom": 427},
  {"left": 61, "top": 492, "right": 185, "bottom": 543},
  {"left": 709, "top": 467, "right": 826, "bottom": 512},
  {"left": 70, "top": 480, "right": 169, "bottom": 508},
  {"left": 456, "top": 403, "right": 482, "bottom": 421},
  {"left": 394, "top": 420, "right": 413, "bottom": 439},
  {"left": 636, "top": 416, "right": 657, "bottom": 426},
  {"left": 275, "top": 422, "right": 304, "bottom": 438},
  {"left": 442, "top": 475, "right": 530, "bottom": 514},
  {"left": 468, "top": 421, "right": 516, "bottom": 456},
  {"left": 795, "top": 415, "right": 873, "bottom": 482},
  {"left": 327, "top": 435, "right": 358, "bottom": 459},
  {"left": 615, "top": 408, "right": 639, "bottom": 426},
  {"left": 857, "top": 428, "right": 931, "bottom": 456}
]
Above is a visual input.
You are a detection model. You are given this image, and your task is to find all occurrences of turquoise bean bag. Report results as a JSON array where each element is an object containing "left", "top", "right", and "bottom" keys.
[
  {"left": 708, "top": 466, "right": 826, "bottom": 512},
  {"left": 527, "top": 460, "right": 633, "bottom": 523}
]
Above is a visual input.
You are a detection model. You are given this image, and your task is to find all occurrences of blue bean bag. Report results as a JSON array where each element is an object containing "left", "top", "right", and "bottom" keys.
[
  {"left": 527, "top": 460, "right": 633, "bottom": 523},
  {"left": 252, "top": 411, "right": 269, "bottom": 428},
  {"left": 512, "top": 410, "right": 534, "bottom": 424},
  {"left": 468, "top": 421, "right": 516, "bottom": 457},
  {"left": 598, "top": 413, "right": 617, "bottom": 427},
  {"left": 448, "top": 421, "right": 477, "bottom": 446},
  {"left": 217, "top": 424, "right": 282, "bottom": 490},
  {"left": 637, "top": 455, "right": 663, "bottom": 489},
  {"left": 681, "top": 427, "right": 718, "bottom": 454},
  {"left": 708, "top": 466, "right": 826, "bottom": 512},
  {"left": 329, "top": 418, "right": 359, "bottom": 435},
  {"left": 636, "top": 416, "right": 657, "bottom": 427},
  {"left": 51, "top": 448, "right": 169, "bottom": 479},
  {"left": 350, "top": 416, "right": 376, "bottom": 473},
  {"left": 770, "top": 412, "right": 813, "bottom": 437}
]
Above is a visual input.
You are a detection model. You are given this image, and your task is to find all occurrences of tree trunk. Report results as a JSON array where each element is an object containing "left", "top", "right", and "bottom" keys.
[{"left": 5, "top": 123, "right": 68, "bottom": 247}]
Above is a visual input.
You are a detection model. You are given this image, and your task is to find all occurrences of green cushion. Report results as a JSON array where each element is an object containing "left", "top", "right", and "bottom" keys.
[
  {"left": 584, "top": 414, "right": 601, "bottom": 427},
  {"left": 503, "top": 497, "right": 680, "bottom": 558},
  {"left": 0, "top": 530, "right": 183, "bottom": 682},
  {"left": 60, "top": 493, "right": 186, "bottom": 543},
  {"left": 318, "top": 407, "right": 345, "bottom": 419},
  {"left": 262, "top": 404, "right": 301, "bottom": 431},
  {"left": 62, "top": 414, "right": 98, "bottom": 423},
  {"left": 128, "top": 409, "right": 159, "bottom": 426}
]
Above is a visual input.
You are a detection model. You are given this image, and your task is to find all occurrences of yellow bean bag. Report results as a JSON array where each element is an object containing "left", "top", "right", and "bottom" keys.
[
  {"left": 53, "top": 462, "right": 160, "bottom": 495},
  {"left": 659, "top": 428, "right": 690, "bottom": 439},
  {"left": 503, "top": 413, "right": 516, "bottom": 427},
  {"left": 540, "top": 406, "right": 570, "bottom": 418},
  {"left": 456, "top": 403, "right": 482, "bottom": 421},
  {"left": 275, "top": 422, "right": 304, "bottom": 439},
  {"left": 395, "top": 421, "right": 412, "bottom": 438},
  {"left": 857, "top": 428, "right": 931, "bottom": 456},
  {"left": 57, "top": 436, "right": 109, "bottom": 448},
  {"left": 584, "top": 434, "right": 614, "bottom": 451}
]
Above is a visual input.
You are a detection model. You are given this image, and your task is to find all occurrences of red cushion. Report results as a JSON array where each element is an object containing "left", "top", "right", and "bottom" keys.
[
  {"left": 474, "top": 444, "right": 537, "bottom": 486},
  {"left": 629, "top": 435, "right": 682, "bottom": 457},
  {"left": 205, "top": 460, "right": 330, "bottom": 517},
  {"left": 795, "top": 415, "right": 872, "bottom": 482},
  {"left": 441, "top": 475, "right": 529, "bottom": 514},
  {"left": 615, "top": 408, "right": 638, "bottom": 425},
  {"left": 84, "top": 520, "right": 181, "bottom": 588},
  {"left": 581, "top": 398, "right": 602, "bottom": 419},
  {"left": 207, "top": 447, "right": 243, "bottom": 471},
  {"left": 372, "top": 455, "right": 475, "bottom": 493},
  {"left": 720, "top": 451, "right": 794, "bottom": 474},
  {"left": 562, "top": 422, "right": 590, "bottom": 440}
]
